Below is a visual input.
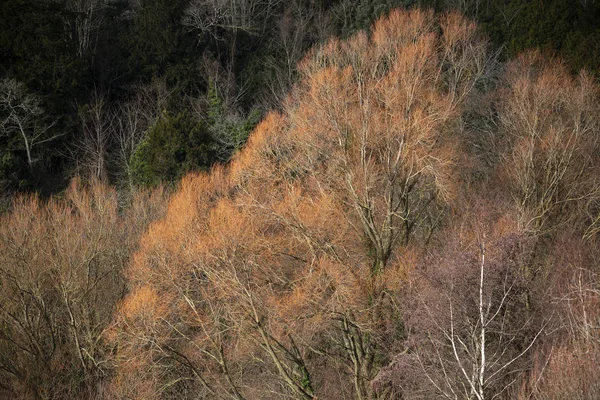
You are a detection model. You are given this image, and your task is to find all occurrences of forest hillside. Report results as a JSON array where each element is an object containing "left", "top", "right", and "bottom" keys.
[
  {"left": 1, "top": 6, "right": 600, "bottom": 400},
  {"left": 1, "top": 0, "right": 599, "bottom": 197}
]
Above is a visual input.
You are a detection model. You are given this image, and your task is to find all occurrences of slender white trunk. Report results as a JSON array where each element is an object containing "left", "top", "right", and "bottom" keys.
[{"left": 478, "top": 239, "right": 486, "bottom": 400}]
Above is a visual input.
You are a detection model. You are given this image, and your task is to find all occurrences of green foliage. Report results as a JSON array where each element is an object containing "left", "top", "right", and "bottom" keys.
[
  {"left": 207, "top": 79, "right": 225, "bottom": 125},
  {"left": 0, "top": 0, "right": 85, "bottom": 191},
  {"left": 124, "top": 0, "right": 200, "bottom": 91},
  {"left": 0, "top": 0, "right": 88, "bottom": 94},
  {"left": 331, "top": 0, "right": 418, "bottom": 37},
  {"left": 507, "top": 0, "right": 600, "bottom": 75},
  {"left": 126, "top": 0, "right": 180, "bottom": 78},
  {"left": 207, "top": 79, "right": 261, "bottom": 161},
  {"left": 130, "top": 111, "right": 215, "bottom": 186},
  {"left": 446, "top": 0, "right": 600, "bottom": 76},
  {"left": 0, "top": 150, "right": 22, "bottom": 187}
]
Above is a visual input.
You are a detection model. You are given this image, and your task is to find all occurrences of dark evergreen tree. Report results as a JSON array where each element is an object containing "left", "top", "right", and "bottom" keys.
[{"left": 130, "top": 110, "right": 214, "bottom": 186}]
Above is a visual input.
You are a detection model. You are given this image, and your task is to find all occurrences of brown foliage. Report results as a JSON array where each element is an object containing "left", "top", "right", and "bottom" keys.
[
  {"left": 525, "top": 344, "right": 600, "bottom": 400},
  {"left": 109, "top": 9, "right": 496, "bottom": 400},
  {"left": 496, "top": 52, "right": 600, "bottom": 235},
  {"left": 374, "top": 204, "right": 542, "bottom": 399},
  {"left": 2, "top": 6, "right": 600, "bottom": 400},
  {"left": 0, "top": 179, "right": 169, "bottom": 399},
  {"left": 513, "top": 232, "right": 600, "bottom": 400},
  {"left": 107, "top": 7, "right": 600, "bottom": 400}
]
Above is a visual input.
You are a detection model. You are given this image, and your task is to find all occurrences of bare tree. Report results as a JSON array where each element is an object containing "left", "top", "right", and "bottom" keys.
[
  {"left": 114, "top": 79, "right": 170, "bottom": 188},
  {"left": 110, "top": 172, "right": 324, "bottom": 399},
  {"left": 183, "top": 0, "right": 280, "bottom": 39},
  {"left": 497, "top": 53, "right": 600, "bottom": 235},
  {"left": 77, "top": 90, "right": 114, "bottom": 181},
  {"left": 418, "top": 240, "right": 543, "bottom": 399},
  {"left": 0, "top": 179, "right": 169, "bottom": 398},
  {"left": 378, "top": 209, "right": 547, "bottom": 400},
  {"left": 43, "top": 0, "right": 109, "bottom": 59},
  {"left": 0, "top": 79, "right": 60, "bottom": 171},
  {"left": 259, "top": 2, "right": 315, "bottom": 108},
  {"left": 109, "top": 10, "right": 543, "bottom": 400},
  {"left": 67, "top": 0, "right": 109, "bottom": 59},
  {"left": 114, "top": 100, "right": 147, "bottom": 188},
  {"left": 513, "top": 231, "right": 600, "bottom": 400},
  {"left": 184, "top": 0, "right": 281, "bottom": 103}
]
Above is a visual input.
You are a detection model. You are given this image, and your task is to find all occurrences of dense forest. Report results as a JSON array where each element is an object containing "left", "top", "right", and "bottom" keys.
[
  {"left": 1, "top": 1, "right": 600, "bottom": 399},
  {"left": 1, "top": 0, "right": 600, "bottom": 197}
]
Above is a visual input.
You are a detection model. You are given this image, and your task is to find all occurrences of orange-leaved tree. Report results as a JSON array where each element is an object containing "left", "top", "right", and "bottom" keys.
[{"left": 111, "top": 9, "right": 494, "bottom": 400}]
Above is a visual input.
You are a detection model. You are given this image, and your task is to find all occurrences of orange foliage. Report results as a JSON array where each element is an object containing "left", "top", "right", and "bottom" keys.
[{"left": 108, "top": 8, "right": 599, "bottom": 400}]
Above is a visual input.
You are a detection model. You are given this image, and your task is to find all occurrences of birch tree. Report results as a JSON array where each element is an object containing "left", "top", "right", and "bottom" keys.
[{"left": 379, "top": 208, "right": 547, "bottom": 399}]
